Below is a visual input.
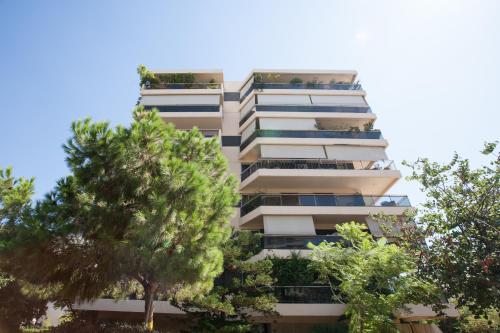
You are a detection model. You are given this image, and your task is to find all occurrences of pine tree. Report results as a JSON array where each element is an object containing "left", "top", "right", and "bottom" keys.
[
  {"left": 0, "top": 109, "right": 239, "bottom": 330},
  {"left": 172, "top": 231, "right": 277, "bottom": 332}
]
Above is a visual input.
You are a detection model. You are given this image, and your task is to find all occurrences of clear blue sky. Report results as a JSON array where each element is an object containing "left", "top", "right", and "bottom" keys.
[{"left": 0, "top": 0, "right": 499, "bottom": 205}]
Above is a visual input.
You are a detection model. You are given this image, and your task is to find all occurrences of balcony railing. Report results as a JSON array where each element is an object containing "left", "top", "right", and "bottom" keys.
[
  {"left": 274, "top": 286, "right": 337, "bottom": 304},
  {"left": 241, "top": 193, "right": 411, "bottom": 216},
  {"left": 143, "top": 82, "right": 222, "bottom": 90},
  {"left": 144, "top": 105, "right": 220, "bottom": 113},
  {"left": 241, "top": 159, "right": 395, "bottom": 182},
  {"left": 240, "top": 129, "right": 382, "bottom": 150},
  {"left": 263, "top": 235, "right": 343, "bottom": 250},
  {"left": 239, "top": 105, "right": 372, "bottom": 126},
  {"left": 240, "top": 81, "right": 362, "bottom": 102}
]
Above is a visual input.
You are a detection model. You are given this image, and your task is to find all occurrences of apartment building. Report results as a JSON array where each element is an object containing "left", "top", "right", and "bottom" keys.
[{"left": 74, "top": 69, "right": 457, "bottom": 332}]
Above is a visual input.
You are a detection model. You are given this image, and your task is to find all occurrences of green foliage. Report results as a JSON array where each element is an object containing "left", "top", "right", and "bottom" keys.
[
  {"left": 0, "top": 169, "right": 48, "bottom": 332},
  {"left": 0, "top": 275, "right": 47, "bottom": 332},
  {"left": 173, "top": 231, "right": 276, "bottom": 333},
  {"left": 137, "top": 65, "right": 197, "bottom": 88},
  {"left": 0, "top": 167, "right": 34, "bottom": 230},
  {"left": 457, "top": 307, "right": 499, "bottom": 333},
  {"left": 0, "top": 108, "right": 239, "bottom": 330},
  {"left": 137, "top": 65, "right": 159, "bottom": 86},
  {"left": 400, "top": 141, "right": 499, "bottom": 315},
  {"left": 363, "top": 121, "right": 374, "bottom": 131},
  {"left": 271, "top": 252, "right": 318, "bottom": 285},
  {"left": 309, "top": 222, "right": 440, "bottom": 333},
  {"left": 289, "top": 77, "right": 303, "bottom": 84},
  {"left": 48, "top": 319, "right": 166, "bottom": 333}
]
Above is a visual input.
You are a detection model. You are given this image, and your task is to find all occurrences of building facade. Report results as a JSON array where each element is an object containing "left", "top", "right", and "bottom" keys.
[{"left": 74, "top": 69, "right": 457, "bottom": 332}]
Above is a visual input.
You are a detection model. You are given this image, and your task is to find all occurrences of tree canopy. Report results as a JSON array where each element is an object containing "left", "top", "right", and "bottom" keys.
[
  {"left": 398, "top": 142, "right": 499, "bottom": 315},
  {"left": 172, "top": 231, "right": 276, "bottom": 333},
  {"left": 0, "top": 108, "right": 239, "bottom": 330},
  {"left": 309, "top": 222, "right": 440, "bottom": 333}
]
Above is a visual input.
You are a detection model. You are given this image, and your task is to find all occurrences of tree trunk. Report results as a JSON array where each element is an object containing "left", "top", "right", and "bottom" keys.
[{"left": 144, "top": 282, "right": 158, "bottom": 331}]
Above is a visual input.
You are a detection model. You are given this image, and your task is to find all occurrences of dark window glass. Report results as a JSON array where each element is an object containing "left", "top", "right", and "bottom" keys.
[
  {"left": 224, "top": 92, "right": 240, "bottom": 101},
  {"left": 299, "top": 195, "right": 316, "bottom": 206},
  {"left": 221, "top": 136, "right": 241, "bottom": 146},
  {"left": 315, "top": 195, "right": 336, "bottom": 206}
]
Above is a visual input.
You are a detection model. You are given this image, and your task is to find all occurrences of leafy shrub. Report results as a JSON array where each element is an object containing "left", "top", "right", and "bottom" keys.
[
  {"left": 289, "top": 77, "right": 303, "bottom": 84},
  {"left": 49, "top": 320, "right": 165, "bottom": 333},
  {"left": 271, "top": 252, "right": 318, "bottom": 285}
]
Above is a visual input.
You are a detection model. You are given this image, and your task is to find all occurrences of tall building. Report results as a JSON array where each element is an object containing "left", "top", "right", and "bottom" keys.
[{"left": 74, "top": 69, "right": 457, "bottom": 332}]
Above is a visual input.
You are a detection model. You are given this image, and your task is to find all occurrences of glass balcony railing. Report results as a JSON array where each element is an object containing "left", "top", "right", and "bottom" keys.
[
  {"left": 240, "top": 193, "right": 411, "bottom": 216},
  {"left": 274, "top": 286, "right": 337, "bottom": 304},
  {"left": 144, "top": 105, "right": 220, "bottom": 113},
  {"left": 241, "top": 159, "right": 395, "bottom": 182},
  {"left": 239, "top": 105, "right": 371, "bottom": 126},
  {"left": 143, "top": 82, "right": 222, "bottom": 90},
  {"left": 263, "top": 235, "right": 343, "bottom": 250},
  {"left": 240, "top": 130, "right": 382, "bottom": 150},
  {"left": 240, "top": 81, "right": 362, "bottom": 102}
]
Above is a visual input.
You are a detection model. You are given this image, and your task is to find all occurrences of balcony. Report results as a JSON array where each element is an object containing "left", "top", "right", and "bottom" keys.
[
  {"left": 240, "top": 82, "right": 362, "bottom": 102},
  {"left": 144, "top": 105, "right": 220, "bottom": 113},
  {"left": 242, "top": 159, "right": 394, "bottom": 181},
  {"left": 241, "top": 130, "right": 382, "bottom": 151},
  {"left": 240, "top": 105, "right": 372, "bottom": 127},
  {"left": 241, "top": 194, "right": 411, "bottom": 216},
  {"left": 240, "top": 159, "right": 400, "bottom": 194},
  {"left": 263, "top": 235, "right": 343, "bottom": 250},
  {"left": 143, "top": 82, "right": 222, "bottom": 90}
]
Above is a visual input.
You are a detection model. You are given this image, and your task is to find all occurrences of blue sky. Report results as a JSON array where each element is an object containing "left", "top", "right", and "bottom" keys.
[{"left": 0, "top": 0, "right": 499, "bottom": 205}]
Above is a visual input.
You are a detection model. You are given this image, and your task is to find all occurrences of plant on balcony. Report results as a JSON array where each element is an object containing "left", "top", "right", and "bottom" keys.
[
  {"left": 363, "top": 121, "right": 374, "bottom": 131},
  {"left": 207, "top": 78, "right": 219, "bottom": 89},
  {"left": 309, "top": 222, "right": 441, "bottom": 333},
  {"left": 271, "top": 252, "right": 318, "bottom": 286},
  {"left": 137, "top": 65, "right": 198, "bottom": 88},
  {"left": 137, "top": 64, "right": 160, "bottom": 87},
  {"left": 289, "top": 77, "right": 303, "bottom": 85},
  {"left": 349, "top": 126, "right": 361, "bottom": 132},
  {"left": 253, "top": 73, "right": 263, "bottom": 83},
  {"left": 306, "top": 80, "right": 319, "bottom": 88},
  {"left": 0, "top": 108, "right": 239, "bottom": 331},
  {"left": 171, "top": 231, "right": 277, "bottom": 333}
]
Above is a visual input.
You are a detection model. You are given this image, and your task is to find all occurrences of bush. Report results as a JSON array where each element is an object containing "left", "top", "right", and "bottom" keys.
[{"left": 49, "top": 320, "right": 165, "bottom": 333}]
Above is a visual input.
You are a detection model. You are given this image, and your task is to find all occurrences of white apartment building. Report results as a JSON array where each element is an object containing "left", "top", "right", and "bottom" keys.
[{"left": 74, "top": 69, "right": 458, "bottom": 333}]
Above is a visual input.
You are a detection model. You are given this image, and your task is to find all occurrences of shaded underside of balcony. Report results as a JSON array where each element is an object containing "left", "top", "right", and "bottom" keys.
[
  {"left": 239, "top": 105, "right": 372, "bottom": 127},
  {"left": 240, "top": 130, "right": 382, "bottom": 151},
  {"left": 240, "top": 169, "right": 400, "bottom": 195},
  {"left": 143, "top": 105, "right": 222, "bottom": 129},
  {"left": 240, "top": 82, "right": 362, "bottom": 102}
]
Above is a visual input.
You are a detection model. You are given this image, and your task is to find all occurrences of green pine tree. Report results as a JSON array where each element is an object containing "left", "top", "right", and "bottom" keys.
[
  {"left": 172, "top": 231, "right": 277, "bottom": 332},
  {"left": 0, "top": 108, "right": 239, "bottom": 330}
]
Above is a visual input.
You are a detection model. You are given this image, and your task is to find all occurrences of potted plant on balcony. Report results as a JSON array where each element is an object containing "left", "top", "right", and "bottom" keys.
[
  {"left": 207, "top": 78, "right": 219, "bottom": 89},
  {"left": 363, "top": 121, "right": 374, "bottom": 131},
  {"left": 289, "top": 77, "right": 303, "bottom": 86}
]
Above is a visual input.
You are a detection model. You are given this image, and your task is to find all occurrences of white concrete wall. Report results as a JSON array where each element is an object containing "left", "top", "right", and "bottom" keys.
[
  {"left": 258, "top": 94, "right": 311, "bottom": 105},
  {"left": 263, "top": 215, "right": 315, "bottom": 235},
  {"left": 260, "top": 145, "right": 326, "bottom": 159},
  {"left": 259, "top": 118, "right": 316, "bottom": 130},
  {"left": 325, "top": 145, "right": 388, "bottom": 160},
  {"left": 141, "top": 94, "right": 220, "bottom": 105},
  {"left": 310, "top": 95, "right": 367, "bottom": 105}
]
